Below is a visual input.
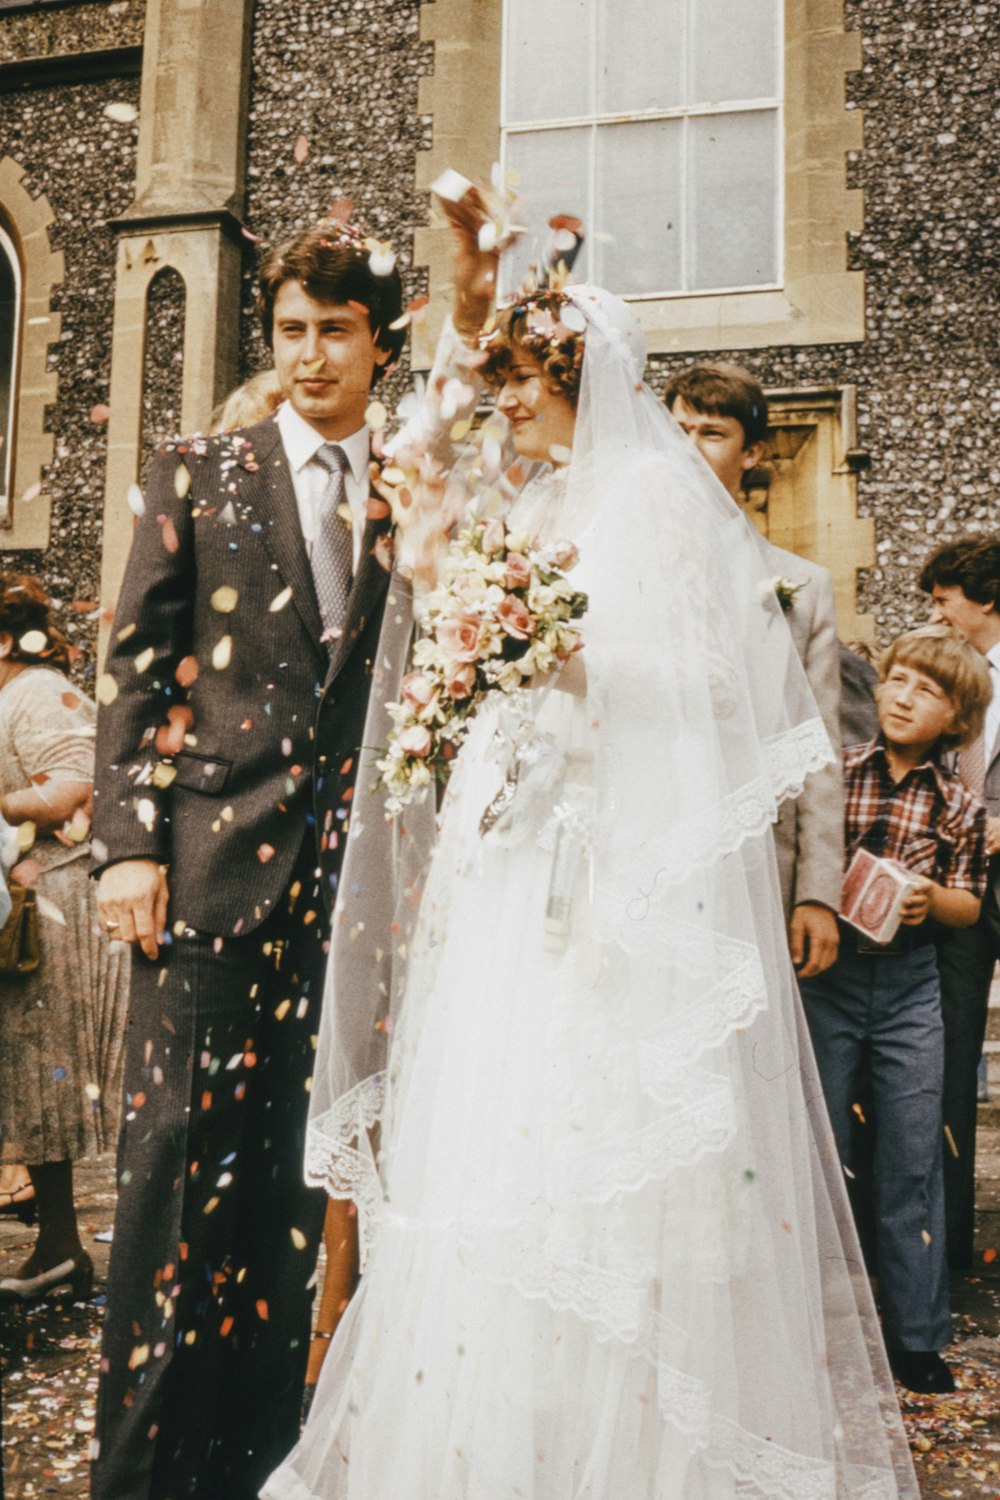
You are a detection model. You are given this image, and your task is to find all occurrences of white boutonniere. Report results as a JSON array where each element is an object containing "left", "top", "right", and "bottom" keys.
[{"left": 766, "top": 576, "right": 807, "bottom": 613}]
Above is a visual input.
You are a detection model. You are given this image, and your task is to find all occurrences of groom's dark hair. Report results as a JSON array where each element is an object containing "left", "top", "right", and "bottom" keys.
[
  {"left": 663, "top": 363, "right": 769, "bottom": 449},
  {"left": 257, "top": 224, "right": 406, "bottom": 381}
]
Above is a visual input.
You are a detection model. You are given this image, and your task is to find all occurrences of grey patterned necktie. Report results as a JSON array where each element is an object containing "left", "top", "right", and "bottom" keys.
[{"left": 311, "top": 443, "right": 353, "bottom": 646}]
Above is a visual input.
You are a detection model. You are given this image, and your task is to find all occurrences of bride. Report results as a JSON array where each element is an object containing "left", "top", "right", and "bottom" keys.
[{"left": 263, "top": 196, "right": 918, "bottom": 1500}]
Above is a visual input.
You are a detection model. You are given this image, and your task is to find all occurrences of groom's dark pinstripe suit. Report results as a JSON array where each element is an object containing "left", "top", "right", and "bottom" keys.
[{"left": 91, "top": 414, "right": 391, "bottom": 1500}]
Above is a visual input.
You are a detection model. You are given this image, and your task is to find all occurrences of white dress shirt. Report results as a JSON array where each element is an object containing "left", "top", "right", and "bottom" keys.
[
  {"left": 274, "top": 401, "right": 371, "bottom": 572},
  {"left": 984, "top": 640, "right": 1000, "bottom": 765}
]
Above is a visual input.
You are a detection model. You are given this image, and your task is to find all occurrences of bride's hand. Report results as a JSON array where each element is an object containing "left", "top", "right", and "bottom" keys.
[
  {"left": 532, "top": 651, "right": 587, "bottom": 699},
  {"left": 436, "top": 189, "right": 500, "bottom": 341}
]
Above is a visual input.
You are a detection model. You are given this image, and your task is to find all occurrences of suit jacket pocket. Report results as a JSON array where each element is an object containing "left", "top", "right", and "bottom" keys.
[{"left": 171, "top": 749, "right": 232, "bottom": 795}]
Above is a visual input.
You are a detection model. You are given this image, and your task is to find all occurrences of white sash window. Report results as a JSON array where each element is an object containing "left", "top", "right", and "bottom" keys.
[{"left": 501, "top": 0, "right": 781, "bottom": 299}]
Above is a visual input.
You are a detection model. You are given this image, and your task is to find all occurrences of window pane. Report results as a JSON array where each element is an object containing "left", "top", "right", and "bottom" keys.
[
  {"left": 504, "top": 0, "right": 592, "bottom": 123},
  {"left": 502, "top": 128, "right": 591, "bottom": 294},
  {"left": 596, "top": 0, "right": 684, "bottom": 113},
  {"left": 594, "top": 119, "right": 683, "bottom": 294},
  {"left": 690, "top": 0, "right": 778, "bottom": 103},
  {"left": 687, "top": 111, "right": 778, "bottom": 289}
]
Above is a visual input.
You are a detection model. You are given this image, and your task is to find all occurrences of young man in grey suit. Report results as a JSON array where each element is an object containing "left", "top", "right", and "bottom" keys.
[
  {"left": 665, "top": 365, "right": 844, "bottom": 978},
  {"left": 921, "top": 536, "right": 1000, "bottom": 1268},
  {"left": 90, "top": 222, "right": 405, "bottom": 1500}
]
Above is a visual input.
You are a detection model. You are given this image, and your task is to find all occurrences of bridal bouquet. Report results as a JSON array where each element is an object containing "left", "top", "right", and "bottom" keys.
[{"left": 377, "top": 517, "right": 587, "bottom": 812}]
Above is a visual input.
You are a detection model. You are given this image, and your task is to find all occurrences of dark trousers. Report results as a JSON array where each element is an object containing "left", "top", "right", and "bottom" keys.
[
  {"left": 936, "top": 883, "right": 1000, "bottom": 1269},
  {"left": 92, "top": 844, "right": 330, "bottom": 1500},
  {"left": 802, "top": 937, "right": 951, "bottom": 1352}
]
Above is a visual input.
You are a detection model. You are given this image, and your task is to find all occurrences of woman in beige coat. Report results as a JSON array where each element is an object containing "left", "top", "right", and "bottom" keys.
[{"left": 0, "top": 574, "right": 128, "bottom": 1302}]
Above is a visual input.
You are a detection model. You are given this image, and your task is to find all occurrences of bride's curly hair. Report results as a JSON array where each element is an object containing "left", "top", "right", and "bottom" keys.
[
  {"left": 479, "top": 291, "right": 585, "bottom": 406},
  {"left": 0, "top": 573, "right": 71, "bottom": 670}
]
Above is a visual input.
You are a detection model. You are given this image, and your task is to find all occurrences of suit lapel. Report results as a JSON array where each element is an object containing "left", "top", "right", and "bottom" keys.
[
  {"left": 239, "top": 418, "right": 326, "bottom": 654},
  {"left": 986, "top": 720, "right": 1000, "bottom": 777}
]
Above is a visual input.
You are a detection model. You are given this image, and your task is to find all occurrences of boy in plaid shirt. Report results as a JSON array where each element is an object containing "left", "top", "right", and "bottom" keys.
[{"left": 801, "top": 624, "right": 990, "bottom": 1394}]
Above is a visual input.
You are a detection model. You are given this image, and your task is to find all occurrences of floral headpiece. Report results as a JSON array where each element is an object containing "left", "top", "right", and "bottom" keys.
[{"left": 478, "top": 286, "right": 588, "bottom": 364}]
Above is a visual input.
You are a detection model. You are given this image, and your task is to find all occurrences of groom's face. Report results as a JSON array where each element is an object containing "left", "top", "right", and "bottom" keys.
[{"left": 271, "top": 280, "right": 389, "bottom": 440}]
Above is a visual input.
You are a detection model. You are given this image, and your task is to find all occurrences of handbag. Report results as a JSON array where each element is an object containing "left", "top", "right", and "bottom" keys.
[{"left": 0, "top": 881, "right": 41, "bottom": 977}]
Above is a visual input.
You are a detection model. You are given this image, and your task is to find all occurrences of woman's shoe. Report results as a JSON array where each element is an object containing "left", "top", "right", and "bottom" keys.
[{"left": 0, "top": 1249, "right": 94, "bottom": 1304}]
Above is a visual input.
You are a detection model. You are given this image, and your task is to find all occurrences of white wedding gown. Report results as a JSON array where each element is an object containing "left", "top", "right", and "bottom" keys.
[
  {"left": 262, "top": 441, "right": 918, "bottom": 1499},
  {"left": 263, "top": 286, "right": 917, "bottom": 1494}
]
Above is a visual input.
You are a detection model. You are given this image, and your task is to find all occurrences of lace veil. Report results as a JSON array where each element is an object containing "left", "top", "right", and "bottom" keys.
[{"left": 306, "top": 282, "right": 830, "bottom": 1253}]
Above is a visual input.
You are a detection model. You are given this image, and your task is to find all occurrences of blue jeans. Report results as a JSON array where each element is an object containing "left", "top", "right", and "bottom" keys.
[{"left": 801, "top": 934, "right": 951, "bottom": 1351}]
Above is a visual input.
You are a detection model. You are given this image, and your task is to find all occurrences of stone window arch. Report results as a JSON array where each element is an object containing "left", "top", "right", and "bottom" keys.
[
  {"left": 141, "top": 264, "right": 186, "bottom": 482},
  {"left": 0, "top": 221, "right": 20, "bottom": 521},
  {"left": 0, "top": 156, "right": 62, "bottom": 549}
]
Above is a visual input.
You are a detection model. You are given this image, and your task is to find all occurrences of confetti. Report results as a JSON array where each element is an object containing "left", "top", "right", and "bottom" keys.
[
  {"left": 176, "top": 655, "right": 199, "bottom": 687},
  {"left": 293, "top": 134, "right": 310, "bottom": 163},
  {"left": 211, "top": 585, "right": 239, "bottom": 613},
  {"left": 95, "top": 673, "right": 119, "bottom": 706},
  {"left": 269, "top": 585, "right": 293, "bottom": 612},
  {"left": 368, "top": 245, "right": 396, "bottom": 277},
  {"left": 18, "top": 630, "right": 48, "bottom": 653},
  {"left": 365, "top": 400, "right": 389, "bottom": 431},
  {"left": 89, "top": 404, "right": 112, "bottom": 424},
  {"left": 174, "top": 464, "right": 191, "bottom": 499},
  {"left": 212, "top": 635, "right": 232, "bottom": 670},
  {"left": 126, "top": 482, "right": 146, "bottom": 518},
  {"left": 104, "top": 101, "right": 138, "bottom": 123}
]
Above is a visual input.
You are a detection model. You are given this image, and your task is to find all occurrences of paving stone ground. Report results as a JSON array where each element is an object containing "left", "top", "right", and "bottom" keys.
[{"left": 1, "top": 1113, "right": 998, "bottom": 1498}]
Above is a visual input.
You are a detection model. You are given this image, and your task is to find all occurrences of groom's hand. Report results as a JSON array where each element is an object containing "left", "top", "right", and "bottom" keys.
[{"left": 98, "top": 859, "right": 170, "bottom": 960}]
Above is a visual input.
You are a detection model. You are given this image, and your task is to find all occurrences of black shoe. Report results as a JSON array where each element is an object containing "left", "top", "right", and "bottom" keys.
[
  {"left": 0, "top": 1250, "right": 94, "bottom": 1304},
  {"left": 888, "top": 1348, "right": 955, "bottom": 1394}
]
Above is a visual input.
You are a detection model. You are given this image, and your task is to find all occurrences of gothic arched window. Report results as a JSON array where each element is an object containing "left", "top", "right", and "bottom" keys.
[{"left": 0, "top": 222, "right": 20, "bottom": 522}]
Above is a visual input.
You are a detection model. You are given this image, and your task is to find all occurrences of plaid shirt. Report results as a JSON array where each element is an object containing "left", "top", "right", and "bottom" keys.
[{"left": 844, "top": 736, "right": 988, "bottom": 896}]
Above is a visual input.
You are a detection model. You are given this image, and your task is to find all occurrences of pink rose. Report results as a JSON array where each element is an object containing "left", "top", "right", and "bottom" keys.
[
  {"left": 436, "top": 614, "right": 485, "bottom": 662},
  {"left": 496, "top": 594, "right": 535, "bottom": 641},
  {"left": 502, "top": 551, "right": 531, "bottom": 590},
  {"left": 551, "top": 540, "right": 579, "bottom": 572},
  {"left": 400, "top": 672, "right": 435, "bottom": 710},
  {"left": 446, "top": 663, "right": 477, "bottom": 701},
  {"left": 480, "top": 518, "right": 505, "bottom": 557},
  {"left": 398, "top": 724, "right": 433, "bottom": 758}
]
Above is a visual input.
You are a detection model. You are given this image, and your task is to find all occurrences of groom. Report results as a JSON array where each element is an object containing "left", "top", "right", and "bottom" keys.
[{"left": 90, "top": 221, "right": 404, "bottom": 1500}]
